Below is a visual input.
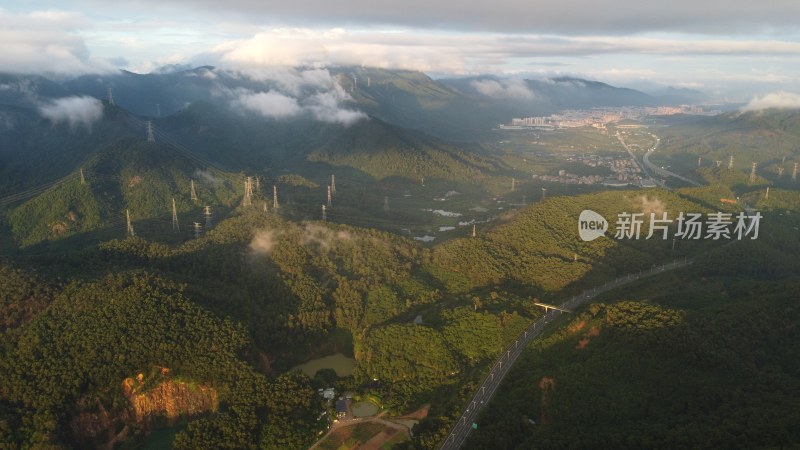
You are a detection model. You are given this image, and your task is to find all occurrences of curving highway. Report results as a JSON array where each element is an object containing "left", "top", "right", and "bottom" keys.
[
  {"left": 439, "top": 258, "right": 693, "bottom": 450},
  {"left": 617, "top": 131, "right": 701, "bottom": 188}
]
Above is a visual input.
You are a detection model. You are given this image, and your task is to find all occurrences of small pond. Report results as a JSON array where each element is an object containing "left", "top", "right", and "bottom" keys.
[
  {"left": 351, "top": 401, "right": 380, "bottom": 418},
  {"left": 290, "top": 353, "right": 355, "bottom": 377}
]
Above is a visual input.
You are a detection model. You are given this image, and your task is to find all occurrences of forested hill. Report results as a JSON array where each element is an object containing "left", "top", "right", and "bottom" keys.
[
  {"left": 430, "top": 188, "right": 722, "bottom": 296},
  {"left": 0, "top": 96, "right": 510, "bottom": 250},
  {"left": 2, "top": 117, "right": 240, "bottom": 248},
  {"left": 0, "top": 104, "right": 133, "bottom": 194},
  {"left": 160, "top": 101, "right": 504, "bottom": 182},
  {"left": 464, "top": 270, "right": 800, "bottom": 449},
  {"left": 2, "top": 180, "right": 799, "bottom": 449},
  {"left": 305, "top": 117, "right": 502, "bottom": 181},
  {"left": 3, "top": 63, "right": 800, "bottom": 450},
  {"left": 657, "top": 109, "right": 800, "bottom": 180}
]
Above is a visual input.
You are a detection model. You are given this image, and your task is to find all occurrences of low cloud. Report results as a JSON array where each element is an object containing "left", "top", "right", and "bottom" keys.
[
  {"left": 224, "top": 72, "right": 366, "bottom": 125},
  {"left": 470, "top": 79, "right": 536, "bottom": 100},
  {"left": 302, "top": 223, "right": 333, "bottom": 251},
  {"left": 306, "top": 85, "right": 367, "bottom": 125},
  {"left": 632, "top": 195, "right": 666, "bottom": 215},
  {"left": 0, "top": 112, "right": 15, "bottom": 131},
  {"left": 194, "top": 169, "right": 223, "bottom": 186},
  {"left": 250, "top": 229, "right": 278, "bottom": 255},
  {"left": 236, "top": 67, "right": 336, "bottom": 96},
  {"left": 742, "top": 91, "right": 800, "bottom": 111},
  {"left": 301, "top": 223, "right": 355, "bottom": 251},
  {"left": 234, "top": 89, "right": 303, "bottom": 119},
  {"left": 38, "top": 96, "right": 104, "bottom": 130}
]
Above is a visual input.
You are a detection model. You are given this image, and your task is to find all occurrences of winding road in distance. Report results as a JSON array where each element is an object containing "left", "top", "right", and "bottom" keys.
[
  {"left": 439, "top": 258, "right": 693, "bottom": 450},
  {"left": 616, "top": 131, "right": 702, "bottom": 188}
]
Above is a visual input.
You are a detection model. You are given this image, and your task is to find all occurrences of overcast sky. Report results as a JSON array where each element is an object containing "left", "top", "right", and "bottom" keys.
[{"left": 2, "top": 1, "right": 800, "bottom": 99}]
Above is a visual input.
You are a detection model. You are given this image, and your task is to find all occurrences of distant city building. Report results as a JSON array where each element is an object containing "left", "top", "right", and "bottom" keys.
[{"left": 502, "top": 105, "right": 713, "bottom": 130}]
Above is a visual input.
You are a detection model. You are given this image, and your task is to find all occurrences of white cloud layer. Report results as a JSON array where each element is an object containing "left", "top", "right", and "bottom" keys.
[
  {"left": 234, "top": 90, "right": 302, "bottom": 118},
  {"left": 192, "top": 28, "right": 800, "bottom": 76},
  {"left": 222, "top": 69, "right": 366, "bottom": 125},
  {"left": 3, "top": 4, "right": 800, "bottom": 97},
  {"left": 306, "top": 84, "right": 367, "bottom": 125},
  {"left": 38, "top": 96, "right": 104, "bottom": 129},
  {"left": 742, "top": 92, "right": 800, "bottom": 111},
  {"left": 198, "top": 28, "right": 470, "bottom": 73},
  {"left": 0, "top": 8, "right": 112, "bottom": 74},
  {"left": 470, "top": 79, "right": 536, "bottom": 100}
]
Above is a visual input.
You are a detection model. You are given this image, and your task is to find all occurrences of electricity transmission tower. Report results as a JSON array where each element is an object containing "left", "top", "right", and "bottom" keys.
[
  {"left": 204, "top": 205, "right": 212, "bottom": 230},
  {"left": 126, "top": 209, "right": 135, "bottom": 237},
  {"left": 146, "top": 121, "right": 155, "bottom": 143},
  {"left": 172, "top": 198, "right": 179, "bottom": 231},
  {"left": 243, "top": 177, "right": 253, "bottom": 206}
]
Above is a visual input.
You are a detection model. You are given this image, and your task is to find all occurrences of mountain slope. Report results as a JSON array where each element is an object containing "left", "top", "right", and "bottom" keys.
[
  {"left": 5, "top": 130, "right": 239, "bottom": 247},
  {"left": 657, "top": 109, "right": 800, "bottom": 180},
  {"left": 160, "top": 100, "right": 506, "bottom": 182},
  {"left": 13, "top": 66, "right": 701, "bottom": 141},
  {"left": 306, "top": 116, "right": 501, "bottom": 181}
]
